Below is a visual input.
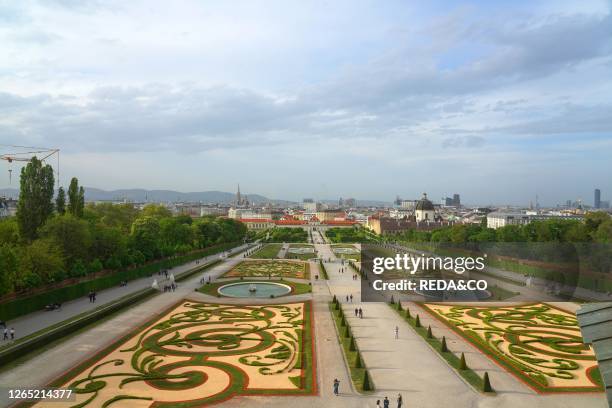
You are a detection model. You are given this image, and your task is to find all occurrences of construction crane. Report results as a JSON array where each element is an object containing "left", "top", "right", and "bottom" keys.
[{"left": 0, "top": 145, "right": 60, "bottom": 186}]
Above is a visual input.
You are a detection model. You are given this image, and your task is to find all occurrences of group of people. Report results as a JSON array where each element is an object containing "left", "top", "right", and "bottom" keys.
[
  {"left": 87, "top": 291, "right": 97, "bottom": 303},
  {"left": 353, "top": 307, "right": 364, "bottom": 318},
  {"left": 333, "top": 379, "right": 403, "bottom": 408},
  {"left": 1, "top": 322, "right": 15, "bottom": 341},
  {"left": 377, "top": 395, "right": 403, "bottom": 408},
  {"left": 163, "top": 283, "right": 177, "bottom": 292}
]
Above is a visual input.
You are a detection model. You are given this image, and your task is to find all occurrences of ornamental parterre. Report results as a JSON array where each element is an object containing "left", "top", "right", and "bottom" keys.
[
  {"left": 423, "top": 303, "right": 604, "bottom": 393},
  {"left": 32, "top": 301, "right": 315, "bottom": 408}
]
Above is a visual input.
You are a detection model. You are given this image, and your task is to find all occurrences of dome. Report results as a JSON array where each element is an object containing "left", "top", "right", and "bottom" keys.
[{"left": 415, "top": 193, "right": 434, "bottom": 211}]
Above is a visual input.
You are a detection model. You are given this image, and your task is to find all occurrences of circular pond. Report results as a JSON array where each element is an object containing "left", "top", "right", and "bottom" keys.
[{"left": 217, "top": 282, "right": 292, "bottom": 298}]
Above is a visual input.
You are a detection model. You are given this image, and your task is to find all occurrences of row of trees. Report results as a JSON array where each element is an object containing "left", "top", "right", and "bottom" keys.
[
  {"left": 392, "top": 213, "right": 612, "bottom": 244},
  {"left": 0, "top": 157, "right": 247, "bottom": 295}
]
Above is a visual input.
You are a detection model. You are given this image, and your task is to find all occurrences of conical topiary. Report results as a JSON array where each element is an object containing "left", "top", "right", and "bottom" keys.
[
  {"left": 427, "top": 325, "right": 433, "bottom": 338},
  {"left": 349, "top": 336, "right": 356, "bottom": 351},
  {"left": 355, "top": 352, "right": 363, "bottom": 368},
  {"left": 441, "top": 336, "right": 448, "bottom": 352},
  {"left": 459, "top": 352, "right": 468, "bottom": 370},
  {"left": 397, "top": 301, "right": 403, "bottom": 311},
  {"left": 415, "top": 314, "right": 421, "bottom": 328},
  {"left": 406, "top": 308, "right": 411, "bottom": 319},
  {"left": 344, "top": 325, "right": 350, "bottom": 338},
  {"left": 332, "top": 295, "right": 337, "bottom": 304},
  {"left": 390, "top": 295, "right": 395, "bottom": 304},
  {"left": 362, "top": 370, "right": 372, "bottom": 391},
  {"left": 483, "top": 372, "right": 493, "bottom": 392},
  {"left": 341, "top": 316, "right": 346, "bottom": 327}
]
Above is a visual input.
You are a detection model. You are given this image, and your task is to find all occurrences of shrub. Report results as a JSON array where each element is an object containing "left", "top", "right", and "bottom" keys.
[
  {"left": 349, "top": 336, "right": 356, "bottom": 351},
  {"left": 483, "top": 372, "right": 493, "bottom": 392},
  {"left": 362, "top": 370, "right": 372, "bottom": 391},
  {"left": 427, "top": 325, "right": 432, "bottom": 338},
  {"left": 415, "top": 314, "right": 421, "bottom": 327},
  {"left": 405, "top": 308, "right": 411, "bottom": 318},
  {"left": 459, "top": 352, "right": 468, "bottom": 370},
  {"left": 441, "top": 336, "right": 448, "bottom": 352},
  {"left": 355, "top": 352, "right": 362, "bottom": 368}
]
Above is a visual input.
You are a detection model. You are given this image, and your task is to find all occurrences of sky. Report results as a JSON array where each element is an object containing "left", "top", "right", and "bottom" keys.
[{"left": 1, "top": 0, "right": 611, "bottom": 206}]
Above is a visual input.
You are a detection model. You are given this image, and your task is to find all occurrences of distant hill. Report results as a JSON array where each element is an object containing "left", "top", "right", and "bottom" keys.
[
  {"left": 83, "top": 188, "right": 292, "bottom": 204},
  {"left": 1, "top": 187, "right": 389, "bottom": 206},
  {"left": 1, "top": 187, "right": 291, "bottom": 205}
]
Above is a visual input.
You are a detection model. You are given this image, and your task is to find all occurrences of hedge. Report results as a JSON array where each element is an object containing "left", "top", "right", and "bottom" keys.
[
  {"left": 0, "top": 286, "right": 155, "bottom": 366},
  {"left": 0, "top": 242, "right": 240, "bottom": 321}
]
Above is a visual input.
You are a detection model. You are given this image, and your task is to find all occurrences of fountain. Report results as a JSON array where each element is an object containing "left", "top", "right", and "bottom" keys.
[{"left": 249, "top": 284, "right": 257, "bottom": 293}]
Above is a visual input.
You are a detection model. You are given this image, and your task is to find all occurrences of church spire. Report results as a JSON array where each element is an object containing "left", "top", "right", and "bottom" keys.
[{"left": 236, "top": 183, "right": 241, "bottom": 204}]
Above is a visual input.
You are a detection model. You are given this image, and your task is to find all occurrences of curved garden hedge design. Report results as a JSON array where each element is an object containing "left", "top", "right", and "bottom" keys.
[
  {"left": 32, "top": 301, "right": 315, "bottom": 407},
  {"left": 223, "top": 260, "right": 310, "bottom": 279}
]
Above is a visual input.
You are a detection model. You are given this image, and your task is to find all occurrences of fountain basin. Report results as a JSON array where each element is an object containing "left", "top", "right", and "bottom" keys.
[{"left": 217, "top": 281, "right": 292, "bottom": 298}]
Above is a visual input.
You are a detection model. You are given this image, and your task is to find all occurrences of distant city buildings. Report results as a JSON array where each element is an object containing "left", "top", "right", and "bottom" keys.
[
  {"left": 487, "top": 211, "right": 584, "bottom": 229},
  {"left": 594, "top": 188, "right": 601, "bottom": 209}
]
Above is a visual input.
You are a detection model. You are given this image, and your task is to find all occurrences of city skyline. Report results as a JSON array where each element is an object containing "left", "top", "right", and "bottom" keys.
[{"left": 1, "top": 0, "right": 611, "bottom": 204}]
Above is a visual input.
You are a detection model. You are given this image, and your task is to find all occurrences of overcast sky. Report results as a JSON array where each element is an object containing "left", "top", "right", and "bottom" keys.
[{"left": 1, "top": 0, "right": 611, "bottom": 205}]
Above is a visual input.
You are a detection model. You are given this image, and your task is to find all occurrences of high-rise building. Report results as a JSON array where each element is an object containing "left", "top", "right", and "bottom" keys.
[
  {"left": 594, "top": 189, "right": 601, "bottom": 209},
  {"left": 453, "top": 194, "right": 461, "bottom": 207}
]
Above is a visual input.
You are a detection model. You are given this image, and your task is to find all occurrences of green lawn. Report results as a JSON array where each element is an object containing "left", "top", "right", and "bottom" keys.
[
  {"left": 332, "top": 244, "right": 361, "bottom": 261},
  {"left": 250, "top": 243, "right": 282, "bottom": 259},
  {"left": 197, "top": 279, "right": 312, "bottom": 297},
  {"left": 329, "top": 302, "right": 374, "bottom": 393},
  {"left": 286, "top": 244, "right": 317, "bottom": 260}
]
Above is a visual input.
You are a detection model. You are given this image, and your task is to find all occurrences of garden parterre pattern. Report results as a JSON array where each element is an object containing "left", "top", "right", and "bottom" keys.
[
  {"left": 224, "top": 260, "right": 309, "bottom": 279},
  {"left": 423, "top": 303, "right": 603, "bottom": 393},
  {"left": 33, "top": 301, "right": 315, "bottom": 408}
]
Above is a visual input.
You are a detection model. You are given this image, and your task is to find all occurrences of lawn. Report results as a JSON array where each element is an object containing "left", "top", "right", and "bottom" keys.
[
  {"left": 198, "top": 279, "right": 313, "bottom": 298},
  {"left": 422, "top": 303, "right": 604, "bottom": 393},
  {"left": 329, "top": 302, "right": 373, "bottom": 393},
  {"left": 332, "top": 244, "right": 361, "bottom": 261},
  {"left": 223, "top": 260, "right": 310, "bottom": 279},
  {"left": 30, "top": 301, "right": 316, "bottom": 408},
  {"left": 251, "top": 243, "right": 282, "bottom": 259},
  {"left": 286, "top": 244, "right": 317, "bottom": 260}
]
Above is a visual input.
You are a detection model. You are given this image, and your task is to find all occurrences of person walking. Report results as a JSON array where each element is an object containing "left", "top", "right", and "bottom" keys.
[
  {"left": 359, "top": 308, "right": 363, "bottom": 318},
  {"left": 3, "top": 328, "right": 8, "bottom": 340},
  {"left": 384, "top": 396, "right": 390, "bottom": 408},
  {"left": 349, "top": 294, "right": 353, "bottom": 303},
  {"left": 355, "top": 308, "right": 358, "bottom": 317},
  {"left": 333, "top": 378, "right": 340, "bottom": 396},
  {"left": 376, "top": 400, "right": 382, "bottom": 408},
  {"left": 397, "top": 393, "right": 403, "bottom": 408},
  {"left": 10, "top": 327, "right": 15, "bottom": 340},
  {"left": 394, "top": 326, "right": 399, "bottom": 339}
]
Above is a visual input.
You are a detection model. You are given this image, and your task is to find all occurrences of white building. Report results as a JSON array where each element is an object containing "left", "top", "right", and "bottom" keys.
[
  {"left": 414, "top": 193, "right": 435, "bottom": 222},
  {"left": 487, "top": 211, "right": 584, "bottom": 229}
]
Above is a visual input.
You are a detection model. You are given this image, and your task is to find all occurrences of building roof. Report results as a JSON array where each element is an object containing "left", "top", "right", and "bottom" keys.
[
  {"left": 415, "top": 193, "right": 435, "bottom": 211},
  {"left": 577, "top": 302, "right": 612, "bottom": 407}
]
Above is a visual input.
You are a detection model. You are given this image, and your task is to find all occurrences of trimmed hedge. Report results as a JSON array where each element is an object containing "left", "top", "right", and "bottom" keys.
[
  {"left": 0, "top": 287, "right": 155, "bottom": 366},
  {"left": 0, "top": 242, "right": 240, "bottom": 321}
]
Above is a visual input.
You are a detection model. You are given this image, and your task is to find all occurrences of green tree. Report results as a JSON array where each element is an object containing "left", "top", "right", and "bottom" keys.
[
  {"left": 17, "top": 239, "right": 65, "bottom": 288},
  {"left": 39, "top": 215, "right": 92, "bottom": 267},
  {"left": 56, "top": 186, "right": 66, "bottom": 215},
  {"left": 130, "top": 216, "right": 161, "bottom": 260},
  {"left": 0, "top": 244, "right": 18, "bottom": 295},
  {"left": 16, "top": 156, "right": 55, "bottom": 241},
  {"left": 142, "top": 204, "right": 172, "bottom": 218},
  {"left": 0, "top": 218, "right": 20, "bottom": 246},
  {"left": 67, "top": 177, "right": 85, "bottom": 217}
]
